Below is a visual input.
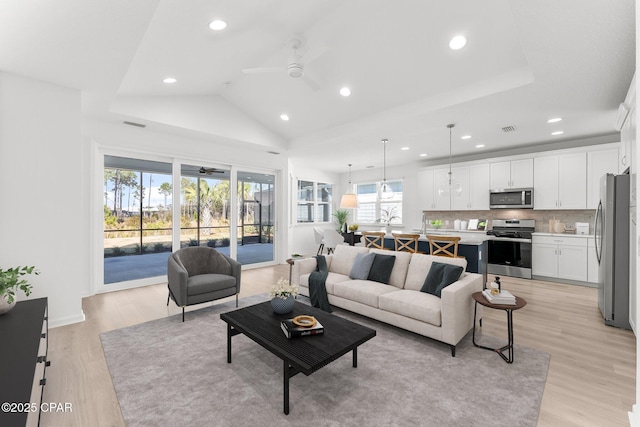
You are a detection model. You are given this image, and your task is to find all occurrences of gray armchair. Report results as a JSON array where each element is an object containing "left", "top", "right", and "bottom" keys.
[{"left": 167, "top": 247, "right": 241, "bottom": 321}]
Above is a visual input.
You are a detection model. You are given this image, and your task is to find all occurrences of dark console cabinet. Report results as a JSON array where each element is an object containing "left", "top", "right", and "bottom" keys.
[{"left": 0, "top": 298, "right": 49, "bottom": 427}]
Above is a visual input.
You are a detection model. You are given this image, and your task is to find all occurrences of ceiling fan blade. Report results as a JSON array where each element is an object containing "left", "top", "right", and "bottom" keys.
[
  {"left": 302, "top": 72, "right": 323, "bottom": 91},
  {"left": 301, "top": 43, "right": 328, "bottom": 65},
  {"left": 241, "top": 67, "right": 284, "bottom": 74}
]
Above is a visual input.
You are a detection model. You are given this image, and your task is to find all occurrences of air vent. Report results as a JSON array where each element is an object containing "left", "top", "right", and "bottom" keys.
[
  {"left": 267, "top": 151, "right": 280, "bottom": 155},
  {"left": 123, "top": 121, "right": 146, "bottom": 128},
  {"left": 501, "top": 126, "right": 516, "bottom": 133}
]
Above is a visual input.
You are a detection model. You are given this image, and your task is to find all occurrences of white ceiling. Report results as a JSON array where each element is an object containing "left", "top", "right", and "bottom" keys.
[{"left": 0, "top": 0, "right": 635, "bottom": 173}]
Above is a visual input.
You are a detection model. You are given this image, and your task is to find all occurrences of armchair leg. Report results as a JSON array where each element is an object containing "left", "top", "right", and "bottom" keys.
[
  {"left": 167, "top": 291, "right": 170, "bottom": 306},
  {"left": 236, "top": 294, "right": 239, "bottom": 307},
  {"left": 182, "top": 307, "right": 185, "bottom": 322},
  {"left": 450, "top": 345, "right": 456, "bottom": 357}
]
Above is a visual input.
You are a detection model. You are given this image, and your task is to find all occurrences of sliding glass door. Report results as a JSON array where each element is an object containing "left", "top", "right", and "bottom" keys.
[
  {"left": 179, "top": 165, "right": 231, "bottom": 255},
  {"left": 237, "top": 171, "right": 275, "bottom": 264},
  {"left": 103, "top": 156, "right": 173, "bottom": 284}
]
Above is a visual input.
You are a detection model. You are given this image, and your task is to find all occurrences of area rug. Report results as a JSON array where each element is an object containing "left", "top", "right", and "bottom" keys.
[{"left": 101, "top": 295, "right": 549, "bottom": 427}]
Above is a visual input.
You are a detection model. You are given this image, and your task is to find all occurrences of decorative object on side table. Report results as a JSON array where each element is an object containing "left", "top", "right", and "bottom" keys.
[
  {"left": 0, "top": 266, "right": 39, "bottom": 315},
  {"left": 269, "top": 278, "right": 298, "bottom": 314}
]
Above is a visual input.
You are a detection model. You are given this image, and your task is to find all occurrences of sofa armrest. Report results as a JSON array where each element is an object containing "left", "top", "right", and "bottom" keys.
[
  {"left": 291, "top": 255, "right": 334, "bottom": 285},
  {"left": 440, "top": 273, "right": 483, "bottom": 345}
]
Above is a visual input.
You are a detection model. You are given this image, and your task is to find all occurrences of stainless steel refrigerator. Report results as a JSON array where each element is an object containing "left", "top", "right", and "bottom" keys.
[{"left": 595, "top": 173, "right": 630, "bottom": 329}]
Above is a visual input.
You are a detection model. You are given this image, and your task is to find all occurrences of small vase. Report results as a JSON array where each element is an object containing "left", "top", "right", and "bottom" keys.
[
  {"left": 271, "top": 295, "right": 295, "bottom": 314},
  {"left": 0, "top": 295, "right": 15, "bottom": 315}
]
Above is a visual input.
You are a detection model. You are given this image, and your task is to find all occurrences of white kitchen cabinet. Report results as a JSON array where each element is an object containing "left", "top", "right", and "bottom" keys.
[
  {"left": 586, "top": 147, "right": 619, "bottom": 209},
  {"left": 450, "top": 164, "right": 490, "bottom": 210},
  {"left": 418, "top": 169, "right": 435, "bottom": 210},
  {"left": 532, "top": 234, "right": 588, "bottom": 281},
  {"left": 534, "top": 152, "right": 586, "bottom": 209},
  {"left": 490, "top": 158, "right": 533, "bottom": 189},
  {"left": 418, "top": 168, "right": 451, "bottom": 210}
]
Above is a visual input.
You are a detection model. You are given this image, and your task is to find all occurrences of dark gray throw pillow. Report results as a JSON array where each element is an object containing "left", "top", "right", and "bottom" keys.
[
  {"left": 367, "top": 253, "right": 396, "bottom": 284},
  {"left": 349, "top": 252, "right": 376, "bottom": 280},
  {"left": 420, "top": 262, "right": 464, "bottom": 297}
]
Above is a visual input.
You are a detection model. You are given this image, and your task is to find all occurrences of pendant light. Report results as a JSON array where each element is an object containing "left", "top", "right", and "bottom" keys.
[
  {"left": 437, "top": 124, "right": 463, "bottom": 198},
  {"left": 378, "top": 139, "right": 394, "bottom": 200},
  {"left": 339, "top": 164, "right": 359, "bottom": 209}
]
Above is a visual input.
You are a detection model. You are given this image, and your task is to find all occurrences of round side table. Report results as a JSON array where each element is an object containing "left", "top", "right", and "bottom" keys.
[{"left": 472, "top": 291, "right": 527, "bottom": 364}]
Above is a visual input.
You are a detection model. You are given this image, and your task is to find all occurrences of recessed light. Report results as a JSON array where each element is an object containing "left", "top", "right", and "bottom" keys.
[
  {"left": 209, "top": 20, "right": 227, "bottom": 31},
  {"left": 551, "top": 131, "right": 564, "bottom": 136},
  {"left": 449, "top": 35, "right": 467, "bottom": 51},
  {"left": 163, "top": 77, "right": 177, "bottom": 84},
  {"left": 547, "top": 117, "right": 562, "bottom": 123},
  {"left": 419, "top": 153, "right": 428, "bottom": 157},
  {"left": 401, "top": 147, "right": 410, "bottom": 151},
  {"left": 461, "top": 135, "right": 472, "bottom": 140},
  {"left": 475, "top": 144, "right": 485, "bottom": 148},
  {"left": 280, "top": 114, "right": 289, "bottom": 121},
  {"left": 339, "top": 87, "right": 351, "bottom": 97}
]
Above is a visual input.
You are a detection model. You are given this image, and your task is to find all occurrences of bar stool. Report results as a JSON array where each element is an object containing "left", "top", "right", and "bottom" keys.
[
  {"left": 426, "top": 235, "right": 461, "bottom": 257},
  {"left": 361, "top": 231, "right": 386, "bottom": 249},
  {"left": 392, "top": 233, "right": 421, "bottom": 253}
]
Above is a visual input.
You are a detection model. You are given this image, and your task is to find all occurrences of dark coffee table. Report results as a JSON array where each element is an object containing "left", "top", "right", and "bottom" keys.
[{"left": 220, "top": 300, "right": 376, "bottom": 414}]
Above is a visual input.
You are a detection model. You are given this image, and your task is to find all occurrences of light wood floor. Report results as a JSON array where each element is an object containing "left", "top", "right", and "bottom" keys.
[{"left": 40, "top": 265, "right": 635, "bottom": 427}]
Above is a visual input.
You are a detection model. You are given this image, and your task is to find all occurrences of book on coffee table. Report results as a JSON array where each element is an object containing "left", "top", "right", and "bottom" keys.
[{"left": 280, "top": 318, "right": 324, "bottom": 338}]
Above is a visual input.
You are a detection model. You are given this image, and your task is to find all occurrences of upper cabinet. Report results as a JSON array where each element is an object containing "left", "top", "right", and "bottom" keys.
[
  {"left": 418, "top": 168, "right": 451, "bottom": 210},
  {"left": 534, "top": 152, "right": 587, "bottom": 209},
  {"left": 489, "top": 158, "right": 533, "bottom": 189},
  {"left": 586, "top": 147, "right": 619, "bottom": 209},
  {"left": 450, "top": 164, "right": 490, "bottom": 210}
]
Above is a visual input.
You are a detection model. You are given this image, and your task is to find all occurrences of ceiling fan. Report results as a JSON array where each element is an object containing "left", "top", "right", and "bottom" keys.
[
  {"left": 241, "top": 34, "right": 326, "bottom": 90},
  {"left": 199, "top": 167, "right": 225, "bottom": 175}
]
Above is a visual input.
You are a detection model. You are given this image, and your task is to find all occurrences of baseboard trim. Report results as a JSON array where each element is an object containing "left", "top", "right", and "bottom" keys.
[
  {"left": 49, "top": 311, "right": 86, "bottom": 328},
  {"left": 629, "top": 404, "right": 640, "bottom": 427}
]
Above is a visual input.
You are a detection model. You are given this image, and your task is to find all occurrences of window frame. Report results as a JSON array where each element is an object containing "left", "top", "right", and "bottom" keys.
[
  {"left": 353, "top": 179, "right": 403, "bottom": 226},
  {"left": 296, "top": 179, "right": 333, "bottom": 224}
]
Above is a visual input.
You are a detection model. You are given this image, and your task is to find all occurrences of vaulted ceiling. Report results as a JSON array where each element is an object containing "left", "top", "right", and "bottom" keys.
[{"left": 0, "top": 0, "right": 635, "bottom": 172}]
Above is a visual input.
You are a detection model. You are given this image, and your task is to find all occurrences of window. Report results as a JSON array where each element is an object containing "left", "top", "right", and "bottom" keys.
[
  {"left": 296, "top": 180, "right": 333, "bottom": 223},
  {"left": 355, "top": 180, "right": 403, "bottom": 224}
]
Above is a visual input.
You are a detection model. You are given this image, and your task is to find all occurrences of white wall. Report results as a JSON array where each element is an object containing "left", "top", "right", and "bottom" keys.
[{"left": 0, "top": 72, "right": 86, "bottom": 327}]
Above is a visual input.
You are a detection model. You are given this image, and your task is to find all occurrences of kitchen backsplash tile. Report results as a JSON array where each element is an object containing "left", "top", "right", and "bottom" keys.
[{"left": 422, "top": 209, "right": 596, "bottom": 234}]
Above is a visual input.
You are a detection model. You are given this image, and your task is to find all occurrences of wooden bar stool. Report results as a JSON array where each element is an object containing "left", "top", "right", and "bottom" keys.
[
  {"left": 362, "top": 231, "right": 386, "bottom": 249},
  {"left": 392, "top": 233, "right": 421, "bottom": 253},
  {"left": 426, "top": 235, "right": 461, "bottom": 257}
]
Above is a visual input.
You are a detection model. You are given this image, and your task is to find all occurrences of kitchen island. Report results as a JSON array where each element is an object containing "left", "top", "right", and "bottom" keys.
[{"left": 381, "top": 230, "right": 489, "bottom": 284}]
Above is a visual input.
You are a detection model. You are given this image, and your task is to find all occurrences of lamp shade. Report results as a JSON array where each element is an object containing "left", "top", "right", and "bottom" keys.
[{"left": 340, "top": 193, "right": 359, "bottom": 208}]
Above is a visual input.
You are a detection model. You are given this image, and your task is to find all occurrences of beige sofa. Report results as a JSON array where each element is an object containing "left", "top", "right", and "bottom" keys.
[{"left": 293, "top": 245, "right": 483, "bottom": 356}]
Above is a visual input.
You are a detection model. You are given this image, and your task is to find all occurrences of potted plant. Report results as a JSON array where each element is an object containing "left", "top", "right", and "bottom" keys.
[
  {"left": 0, "top": 266, "right": 39, "bottom": 315},
  {"left": 333, "top": 209, "right": 350, "bottom": 233},
  {"left": 268, "top": 277, "right": 299, "bottom": 314},
  {"left": 377, "top": 206, "right": 401, "bottom": 233}
]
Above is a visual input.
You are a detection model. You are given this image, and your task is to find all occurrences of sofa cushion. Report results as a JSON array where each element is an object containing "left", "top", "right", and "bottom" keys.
[
  {"left": 367, "top": 253, "right": 396, "bottom": 284},
  {"left": 330, "top": 245, "right": 370, "bottom": 276},
  {"left": 333, "top": 280, "right": 398, "bottom": 308},
  {"left": 420, "top": 262, "right": 464, "bottom": 297},
  {"left": 404, "top": 254, "right": 467, "bottom": 291},
  {"left": 300, "top": 272, "right": 350, "bottom": 294},
  {"left": 379, "top": 290, "right": 442, "bottom": 326},
  {"left": 349, "top": 252, "right": 376, "bottom": 280},
  {"left": 370, "top": 249, "right": 412, "bottom": 288}
]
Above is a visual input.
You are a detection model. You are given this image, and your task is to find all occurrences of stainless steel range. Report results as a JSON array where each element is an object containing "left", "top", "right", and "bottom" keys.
[{"left": 486, "top": 219, "right": 535, "bottom": 279}]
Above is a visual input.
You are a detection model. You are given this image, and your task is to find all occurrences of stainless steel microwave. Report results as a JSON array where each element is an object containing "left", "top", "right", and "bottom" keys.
[{"left": 489, "top": 188, "right": 534, "bottom": 209}]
